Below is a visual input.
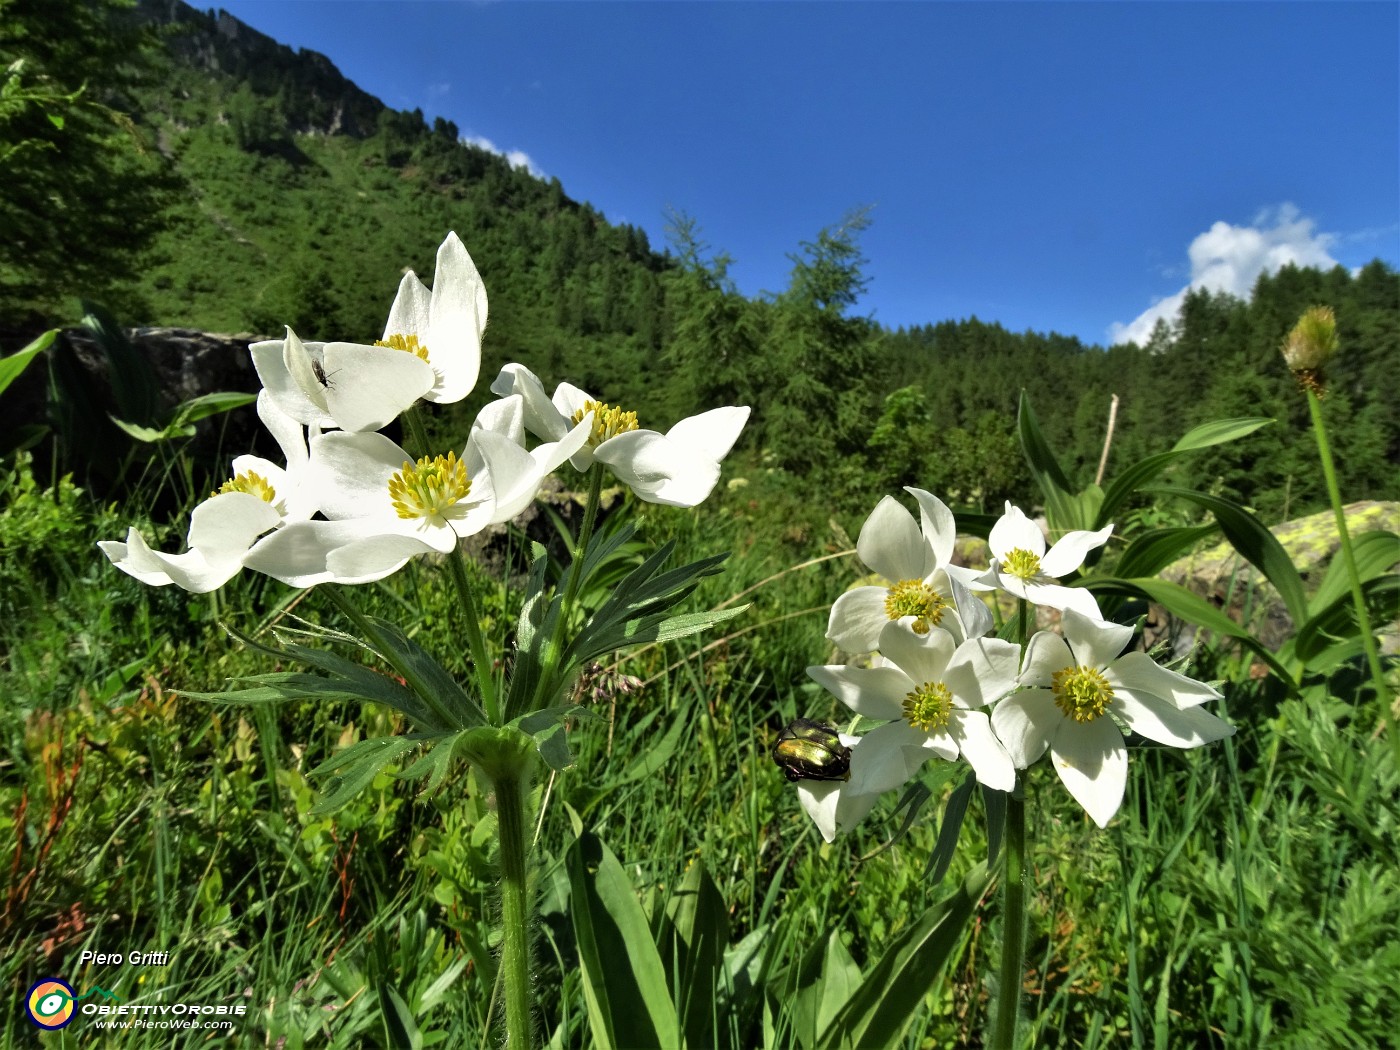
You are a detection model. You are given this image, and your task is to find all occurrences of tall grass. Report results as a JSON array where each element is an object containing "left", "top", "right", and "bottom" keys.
[{"left": 2, "top": 452, "right": 1395, "bottom": 1047}]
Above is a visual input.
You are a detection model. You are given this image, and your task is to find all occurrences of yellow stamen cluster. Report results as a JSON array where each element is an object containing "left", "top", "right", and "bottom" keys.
[
  {"left": 884, "top": 579, "right": 949, "bottom": 634},
  {"left": 216, "top": 470, "right": 276, "bottom": 504},
  {"left": 1051, "top": 665, "right": 1114, "bottom": 723},
  {"left": 1003, "top": 547, "right": 1042, "bottom": 582},
  {"left": 572, "top": 400, "right": 640, "bottom": 447},
  {"left": 387, "top": 452, "right": 471, "bottom": 522},
  {"left": 903, "top": 681, "right": 954, "bottom": 732},
  {"left": 375, "top": 333, "right": 431, "bottom": 362}
]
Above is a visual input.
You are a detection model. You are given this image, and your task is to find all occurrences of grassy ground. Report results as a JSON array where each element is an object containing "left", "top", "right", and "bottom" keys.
[{"left": 2, "top": 451, "right": 1396, "bottom": 1048}]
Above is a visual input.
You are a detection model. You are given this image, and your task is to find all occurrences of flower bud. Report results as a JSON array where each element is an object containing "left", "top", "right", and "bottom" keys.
[
  {"left": 772, "top": 718, "right": 851, "bottom": 783},
  {"left": 1280, "top": 306, "right": 1338, "bottom": 394}
]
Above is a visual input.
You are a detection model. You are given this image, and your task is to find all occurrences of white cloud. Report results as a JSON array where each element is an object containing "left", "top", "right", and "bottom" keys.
[
  {"left": 460, "top": 134, "right": 545, "bottom": 179},
  {"left": 1108, "top": 204, "right": 1341, "bottom": 346}
]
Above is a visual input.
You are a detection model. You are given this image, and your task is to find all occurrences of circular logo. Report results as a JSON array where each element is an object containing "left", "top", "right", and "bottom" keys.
[{"left": 25, "top": 978, "right": 77, "bottom": 1030}]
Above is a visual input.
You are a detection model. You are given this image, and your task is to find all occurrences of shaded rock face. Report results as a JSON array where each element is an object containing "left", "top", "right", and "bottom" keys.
[
  {"left": 1157, "top": 501, "right": 1400, "bottom": 658},
  {"left": 5, "top": 325, "right": 283, "bottom": 504}
]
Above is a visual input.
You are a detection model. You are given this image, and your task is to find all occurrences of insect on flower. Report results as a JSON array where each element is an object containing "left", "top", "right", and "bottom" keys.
[
  {"left": 311, "top": 359, "right": 336, "bottom": 388},
  {"left": 773, "top": 718, "right": 852, "bottom": 783}
]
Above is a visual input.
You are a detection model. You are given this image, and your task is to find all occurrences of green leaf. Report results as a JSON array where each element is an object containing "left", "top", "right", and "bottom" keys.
[
  {"left": 566, "top": 831, "right": 679, "bottom": 1049},
  {"left": 394, "top": 730, "right": 468, "bottom": 796},
  {"left": 1095, "top": 418, "right": 1272, "bottom": 528},
  {"left": 0, "top": 329, "right": 55, "bottom": 399},
  {"left": 307, "top": 735, "right": 424, "bottom": 815},
  {"left": 1113, "top": 524, "right": 1220, "bottom": 580},
  {"left": 379, "top": 985, "right": 423, "bottom": 1050},
  {"left": 1295, "top": 574, "right": 1400, "bottom": 664},
  {"left": 1149, "top": 486, "right": 1308, "bottom": 628},
  {"left": 924, "top": 771, "right": 975, "bottom": 884},
  {"left": 665, "top": 858, "right": 731, "bottom": 1047},
  {"left": 1089, "top": 576, "right": 1295, "bottom": 687},
  {"left": 1017, "top": 391, "right": 1082, "bottom": 533},
  {"left": 168, "top": 390, "right": 258, "bottom": 426},
  {"left": 816, "top": 862, "right": 992, "bottom": 1050},
  {"left": 1308, "top": 530, "right": 1399, "bottom": 617},
  {"left": 1170, "top": 416, "right": 1275, "bottom": 453}
]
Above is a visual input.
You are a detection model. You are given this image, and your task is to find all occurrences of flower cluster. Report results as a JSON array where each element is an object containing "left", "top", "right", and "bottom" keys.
[
  {"left": 100, "top": 232, "right": 750, "bottom": 591},
  {"left": 789, "top": 490, "right": 1233, "bottom": 839}
]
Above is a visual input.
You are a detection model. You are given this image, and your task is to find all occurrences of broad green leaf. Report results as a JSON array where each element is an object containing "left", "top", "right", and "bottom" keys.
[
  {"left": 1089, "top": 576, "right": 1295, "bottom": 687},
  {"left": 1308, "top": 530, "right": 1399, "bottom": 617},
  {"left": 924, "top": 772, "right": 976, "bottom": 884},
  {"left": 567, "top": 832, "right": 679, "bottom": 1050},
  {"left": 665, "top": 859, "right": 730, "bottom": 1047},
  {"left": 169, "top": 390, "right": 258, "bottom": 426},
  {"left": 1295, "top": 575, "right": 1400, "bottom": 664},
  {"left": 0, "top": 329, "right": 55, "bottom": 398},
  {"left": 1171, "top": 416, "right": 1274, "bottom": 453},
  {"left": 1096, "top": 418, "right": 1272, "bottom": 528},
  {"left": 110, "top": 415, "right": 192, "bottom": 443},
  {"left": 379, "top": 985, "right": 423, "bottom": 1050},
  {"left": 817, "top": 862, "right": 991, "bottom": 1050},
  {"left": 1149, "top": 486, "right": 1309, "bottom": 628},
  {"left": 1113, "top": 524, "right": 1220, "bottom": 580},
  {"left": 1017, "top": 391, "right": 1082, "bottom": 533}
]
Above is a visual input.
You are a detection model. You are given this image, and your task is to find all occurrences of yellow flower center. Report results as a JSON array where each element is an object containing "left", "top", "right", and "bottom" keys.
[
  {"left": 1003, "top": 547, "right": 1042, "bottom": 582},
  {"left": 375, "top": 333, "right": 431, "bottom": 362},
  {"left": 387, "top": 452, "right": 471, "bottom": 523},
  {"left": 883, "top": 579, "right": 948, "bottom": 634},
  {"left": 216, "top": 470, "right": 277, "bottom": 504},
  {"left": 1051, "top": 665, "right": 1114, "bottom": 723},
  {"left": 572, "top": 400, "right": 640, "bottom": 447},
  {"left": 903, "top": 681, "right": 953, "bottom": 732}
]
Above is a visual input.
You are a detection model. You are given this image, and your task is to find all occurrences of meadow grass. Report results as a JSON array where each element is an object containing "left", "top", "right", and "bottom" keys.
[{"left": 2, "top": 452, "right": 1395, "bottom": 1048}]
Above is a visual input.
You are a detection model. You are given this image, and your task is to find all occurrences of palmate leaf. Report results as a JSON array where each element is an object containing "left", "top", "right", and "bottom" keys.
[{"left": 306, "top": 735, "right": 427, "bottom": 815}]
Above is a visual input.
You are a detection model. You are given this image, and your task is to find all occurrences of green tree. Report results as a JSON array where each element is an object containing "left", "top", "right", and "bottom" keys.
[{"left": 0, "top": 0, "right": 176, "bottom": 325}]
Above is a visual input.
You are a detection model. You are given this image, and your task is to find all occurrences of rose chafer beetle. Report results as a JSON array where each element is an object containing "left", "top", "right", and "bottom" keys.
[{"left": 773, "top": 718, "right": 851, "bottom": 783}]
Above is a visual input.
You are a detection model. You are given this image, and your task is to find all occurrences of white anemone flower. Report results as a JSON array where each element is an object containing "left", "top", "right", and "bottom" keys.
[
  {"left": 796, "top": 731, "right": 929, "bottom": 843},
  {"left": 489, "top": 363, "right": 749, "bottom": 508},
  {"left": 809, "top": 622, "right": 1020, "bottom": 797},
  {"left": 380, "top": 231, "right": 488, "bottom": 405},
  {"left": 98, "top": 394, "right": 317, "bottom": 592},
  {"left": 991, "top": 608, "right": 1234, "bottom": 828},
  {"left": 250, "top": 326, "right": 434, "bottom": 434},
  {"left": 980, "top": 502, "right": 1111, "bottom": 620},
  {"left": 827, "top": 489, "right": 990, "bottom": 654},
  {"left": 242, "top": 397, "right": 591, "bottom": 586}
]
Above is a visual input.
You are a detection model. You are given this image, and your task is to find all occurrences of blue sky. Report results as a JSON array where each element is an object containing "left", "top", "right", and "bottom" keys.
[{"left": 210, "top": 1, "right": 1398, "bottom": 348}]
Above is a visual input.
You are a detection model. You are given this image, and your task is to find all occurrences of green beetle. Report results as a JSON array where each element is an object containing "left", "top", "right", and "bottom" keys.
[{"left": 773, "top": 718, "right": 851, "bottom": 783}]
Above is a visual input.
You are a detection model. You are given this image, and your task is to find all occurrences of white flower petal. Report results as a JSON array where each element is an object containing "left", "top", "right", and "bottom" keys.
[
  {"left": 1049, "top": 717, "right": 1127, "bottom": 828},
  {"left": 989, "top": 503, "right": 1045, "bottom": 559},
  {"left": 311, "top": 431, "right": 406, "bottom": 522},
  {"left": 185, "top": 492, "right": 282, "bottom": 558},
  {"left": 949, "top": 711, "right": 1017, "bottom": 791},
  {"left": 990, "top": 690, "right": 1059, "bottom": 768},
  {"left": 251, "top": 332, "right": 334, "bottom": 428},
  {"left": 1040, "top": 524, "right": 1113, "bottom": 578},
  {"left": 422, "top": 231, "right": 487, "bottom": 403},
  {"left": 907, "top": 488, "right": 956, "bottom": 569},
  {"left": 593, "top": 429, "right": 721, "bottom": 507},
  {"left": 1019, "top": 631, "right": 1074, "bottom": 689},
  {"left": 857, "top": 496, "right": 931, "bottom": 583},
  {"left": 490, "top": 363, "right": 569, "bottom": 441},
  {"left": 474, "top": 394, "right": 526, "bottom": 446},
  {"left": 877, "top": 620, "right": 955, "bottom": 685},
  {"left": 1022, "top": 580, "right": 1104, "bottom": 620},
  {"left": 383, "top": 272, "right": 431, "bottom": 347},
  {"left": 321, "top": 342, "right": 435, "bottom": 432},
  {"left": 944, "top": 636, "right": 1022, "bottom": 708},
  {"left": 826, "top": 586, "right": 893, "bottom": 654},
  {"left": 1059, "top": 608, "right": 1132, "bottom": 668},
  {"left": 806, "top": 665, "right": 911, "bottom": 721},
  {"left": 1112, "top": 691, "right": 1235, "bottom": 747},
  {"left": 848, "top": 722, "right": 932, "bottom": 794},
  {"left": 326, "top": 532, "right": 441, "bottom": 584},
  {"left": 1106, "top": 651, "right": 1224, "bottom": 709},
  {"left": 664, "top": 405, "right": 750, "bottom": 463}
]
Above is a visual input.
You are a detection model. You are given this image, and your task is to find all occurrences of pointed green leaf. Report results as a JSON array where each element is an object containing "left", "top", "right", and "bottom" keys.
[
  {"left": 924, "top": 771, "right": 975, "bottom": 884},
  {"left": 0, "top": 329, "right": 55, "bottom": 398},
  {"left": 1170, "top": 417, "right": 1274, "bottom": 453},
  {"left": 1114, "top": 524, "right": 1220, "bottom": 580},
  {"left": 1308, "top": 530, "right": 1399, "bottom": 617},
  {"left": 308, "top": 735, "right": 423, "bottom": 815}
]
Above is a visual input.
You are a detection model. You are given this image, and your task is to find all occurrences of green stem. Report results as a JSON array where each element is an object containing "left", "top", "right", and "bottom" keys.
[
  {"left": 449, "top": 546, "right": 501, "bottom": 724},
  {"left": 321, "top": 585, "right": 466, "bottom": 729},
  {"left": 493, "top": 769, "right": 535, "bottom": 1050},
  {"left": 514, "top": 465, "right": 606, "bottom": 722},
  {"left": 1306, "top": 389, "right": 1388, "bottom": 705},
  {"left": 991, "top": 787, "right": 1027, "bottom": 1048}
]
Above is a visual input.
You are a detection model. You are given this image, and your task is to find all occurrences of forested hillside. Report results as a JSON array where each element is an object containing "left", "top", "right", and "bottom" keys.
[{"left": 4, "top": 0, "right": 1396, "bottom": 519}]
